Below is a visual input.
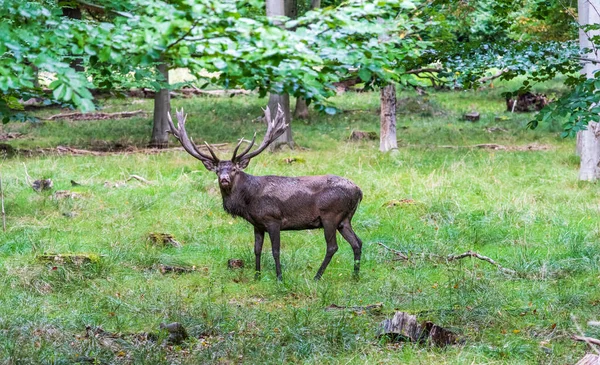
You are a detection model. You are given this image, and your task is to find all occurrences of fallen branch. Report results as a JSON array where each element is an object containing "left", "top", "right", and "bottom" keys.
[
  {"left": 375, "top": 242, "right": 409, "bottom": 260},
  {"left": 127, "top": 174, "right": 153, "bottom": 185},
  {"left": 43, "top": 110, "right": 145, "bottom": 121},
  {"left": 0, "top": 173, "right": 5, "bottom": 232},
  {"left": 447, "top": 250, "right": 517, "bottom": 275},
  {"left": 573, "top": 335, "right": 600, "bottom": 347}
]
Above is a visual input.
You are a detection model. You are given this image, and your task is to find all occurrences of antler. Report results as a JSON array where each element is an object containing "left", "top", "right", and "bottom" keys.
[
  {"left": 167, "top": 108, "right": 220, "bottom": 163},
  {"left": 232, "top": 105, "right": 288, "bottom": 163}
]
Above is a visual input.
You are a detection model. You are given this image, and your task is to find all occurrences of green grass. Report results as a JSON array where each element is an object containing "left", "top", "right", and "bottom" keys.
[{"left": 1, "top": 83, "right": 599, "bottom": 364}]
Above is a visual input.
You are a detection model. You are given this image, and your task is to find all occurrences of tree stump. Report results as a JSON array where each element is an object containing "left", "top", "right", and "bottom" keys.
[{"left": 464, "top": 112, "right": 480, "bottom": 122}]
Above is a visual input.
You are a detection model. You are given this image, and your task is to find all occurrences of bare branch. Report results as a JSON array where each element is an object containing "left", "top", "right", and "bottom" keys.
[
  {"left": 477, "top": 68, "right": 509, "bottom": 83},
  {"left": 375, "top": 242, "right": 408, "bottom": 260},
  {"left": 447, "top": 250, "right": 517, "bottom": 275},
  {"left": 572, "top": 335, "right": 600, "bottom": 348},
  {"left": 403, "top": 67, "right": 442, "bottom": 75}
]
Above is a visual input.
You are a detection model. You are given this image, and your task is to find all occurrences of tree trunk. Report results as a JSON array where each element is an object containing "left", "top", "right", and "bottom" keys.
[
  {"left": 380, "top": 84, "right": 398, "bottom": 152},
  {"left": 62, "top": 5, "right": 84, "bottom": 73},
  {"left": 577, "top": 0, "right": 600, "bottom": 180},
  {"left": 294, "top": 97, "right": 309, "bottom": 119},
  {"left": 292, "top": 0, "right": 318, "bottom": 120},
  {"left": 268, "top": 93, "right": 294, "bottom": 151},
  {"left": 266, "top": 0, "right": 295, "bottom": 150},
  {"left": 149, "top": 63, "right": 170, "bottom": 149}
]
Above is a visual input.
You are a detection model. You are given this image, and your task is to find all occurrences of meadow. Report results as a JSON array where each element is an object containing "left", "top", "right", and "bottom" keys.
[{"left": 1, "top": 82, "right": 599, "bottom": 364}]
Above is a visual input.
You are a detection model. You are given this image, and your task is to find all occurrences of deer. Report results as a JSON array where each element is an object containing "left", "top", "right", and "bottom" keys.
[{"left": 167, "top": 105, "right": 363, "bottom": 281}]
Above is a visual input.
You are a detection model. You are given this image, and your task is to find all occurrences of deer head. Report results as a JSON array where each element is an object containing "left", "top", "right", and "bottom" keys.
[{"left": 167, "top": 105, "right": 288, "bottom": 190}]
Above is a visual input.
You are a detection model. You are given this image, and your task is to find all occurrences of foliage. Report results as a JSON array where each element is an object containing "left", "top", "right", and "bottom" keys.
[{"left": 1, "top": 0, "right": 430, "bottom": 119}]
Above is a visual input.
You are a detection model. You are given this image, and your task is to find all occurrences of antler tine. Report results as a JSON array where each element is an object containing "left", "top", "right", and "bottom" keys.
[
  {"left": 236, "top": 104, "right": 289, "bottom": 162},
  {"left": 203, "top": 141, "right": 220, "bottom": 161},
  {"left": 167, "top": 108, "right": 216, "bottom": 162},
  {"left": 232, "top": 132, "right": 257, "bottom": 162}
]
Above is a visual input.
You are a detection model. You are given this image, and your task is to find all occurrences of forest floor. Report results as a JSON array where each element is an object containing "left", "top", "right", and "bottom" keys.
[{"left": 1, "top": 80, "right": 599, "bottom": 364}]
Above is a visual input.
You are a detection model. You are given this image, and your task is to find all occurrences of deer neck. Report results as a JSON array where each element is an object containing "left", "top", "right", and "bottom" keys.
[{"left": 220, "top": 171, "right": 256, "bottom": 219}]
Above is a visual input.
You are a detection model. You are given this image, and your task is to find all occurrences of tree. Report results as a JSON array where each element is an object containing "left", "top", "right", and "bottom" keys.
[
  {"left": 576, "top": 0, "right": 600, "bottom": 181},
  {"left": 293, "top": 0, "right": 321, "bottom": 121},
  {"left": 379, "top": 84, "right": 397, "bottom": 152},
  {"left": 266, "top": 0, "right": 295, "bottom": 151}
]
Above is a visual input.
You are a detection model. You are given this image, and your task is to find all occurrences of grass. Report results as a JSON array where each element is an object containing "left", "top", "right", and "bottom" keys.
[{"left": 1, "top": 81, "right": 599, "bottom": 364}]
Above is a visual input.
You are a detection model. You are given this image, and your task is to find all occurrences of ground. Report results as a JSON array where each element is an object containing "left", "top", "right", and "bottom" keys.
[{"left": 0, "top": 80, "right": 599, "bottom": 364}]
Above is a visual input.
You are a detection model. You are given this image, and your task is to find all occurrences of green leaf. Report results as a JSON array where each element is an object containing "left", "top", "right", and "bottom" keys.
[{"left": 358, "top": 69, "right": 371, "bottom": 82}]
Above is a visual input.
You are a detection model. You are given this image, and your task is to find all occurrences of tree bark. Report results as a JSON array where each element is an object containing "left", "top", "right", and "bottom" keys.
[
  {"left": 294, "top": 97, "right": 309, "bottom": 119},
  {"left": 266, "top": 0, "right": 295, "bottom": 150},
  {"left": 62, "top": 5, "right": 84, "bottom": 73},
  {"left": 149, "top": 63, "right": 170, "bottom": 149},
  {"left": 380, "top": 84, "right": 398, "bottom": 152},
  {"left": 268, "top": 93, "right": 294, "bottom": 151},
  {"left": 577, "top": 0, "right": 600, "bottom": 180},
  {"left": 292, "top": 0, "right": 318, "bottom": 121}
]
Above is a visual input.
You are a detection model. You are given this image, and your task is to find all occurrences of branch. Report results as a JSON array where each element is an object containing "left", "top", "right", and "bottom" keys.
[
  {"left": 375, "top": 242, "right": 408, "bottom": 260},
  {"left": 165, "top": 19, "right": 202, "bottom": 51},
  {"left": 580, "top": 56, "right": 600, "bottom": 64},
  {"left": 403, "top": 67, "right": 442, "bottom": 75},
  {"left": 447, "top": 250, "right": 517, "bottom": 275},
  {"left": 477, "top": 68, "right": 508, "bottom": 83},
  {"left": 76, "top": 0, "right": 107, "bottom": 13},
  {"left": 572, "top": 335, "right": 600, "bottom": 348}
]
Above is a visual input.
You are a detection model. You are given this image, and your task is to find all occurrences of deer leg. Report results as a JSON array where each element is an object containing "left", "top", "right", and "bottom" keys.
[
  {"left": 315, "top": 221, "right": 339, "bottom": 280},
  {"left": 338, "top": 219, "right": 362, "bottom": 279},
  {"left": 254, "top": 227, "right": 265, "bottom": 280},
  {"left": 266, "top": 226, "right": 282, "bottom": 281}
]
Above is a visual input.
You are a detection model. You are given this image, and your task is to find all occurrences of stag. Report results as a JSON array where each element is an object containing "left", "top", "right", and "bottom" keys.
[{"left": 167, "top": 106, "right": 363, "bottom": 280}]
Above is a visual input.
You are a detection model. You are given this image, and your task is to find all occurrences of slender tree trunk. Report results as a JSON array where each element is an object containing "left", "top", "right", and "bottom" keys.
[
  {"left": 380, "top": 84, "right": 398, "bottom": 152},
  {"left": 268, "top": 94, "right": 294, "bottom": 151},
  {"left": 149, "top": 63, "right": 170, "bottom": 149},
  {"left": 62, "top": 5, "right": 84, "bottom": 73},
  {"left": 577, "top": 0, "right": 600, "bottom": 180},
  {"left": 293, "top": 0, "right": 318, "bottom": 120},
  {"left": 266, "top": 0, "right": 295, "bottom": 150},
  {"left": 294, "top": 97, "right": 309, "bottom": 119}
]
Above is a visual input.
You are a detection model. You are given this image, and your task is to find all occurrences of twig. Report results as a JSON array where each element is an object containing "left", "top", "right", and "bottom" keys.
[
  {"left": 447, "top": 250, "right": 517, "bottom": 275},
  {"left": 375, "top": 242, "right": 408, "bottom": 260},
  {"left": 572, "top": 314, "right": 600, "bottom": 355},
  {"left": 573, "top": 335, "right": 600, "bottom": 348},
  {"left": 43, "top": 110, "right": 144, "bottom": 121},
  {"left": 23, "top": 163, "right": 32, "bottom": 186},
  {"left": 127, "top": 175, "right": 153, "bottom": 185},
  {"left": 0, "top": 173, "right": 5, "bottom": 232}
]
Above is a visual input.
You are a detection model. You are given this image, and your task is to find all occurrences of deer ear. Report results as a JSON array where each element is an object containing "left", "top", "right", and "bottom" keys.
[
  {"left": 201, "top": 159, "right": 217, "bottom": 172},
  {"left": 236, "top": 159, "right": 250, "bottom": 170}
]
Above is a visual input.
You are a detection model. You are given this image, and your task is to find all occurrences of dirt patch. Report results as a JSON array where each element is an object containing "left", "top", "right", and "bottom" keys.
[
  {"left": 4, "top": 143, "right": 230, "bottom": 158},
  {"left": 436, "top": 143, "right": 553, "bottom": 151}
]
